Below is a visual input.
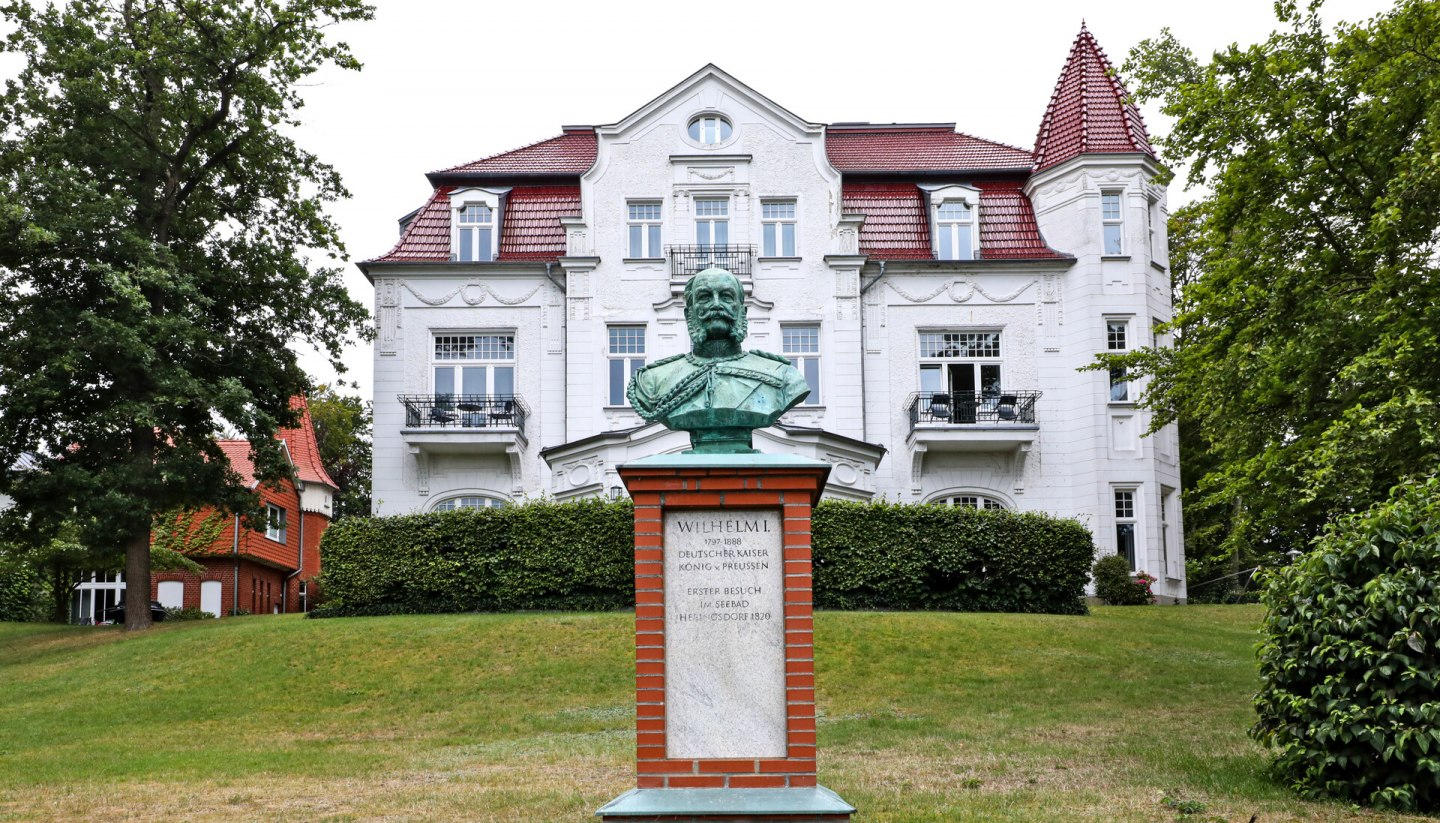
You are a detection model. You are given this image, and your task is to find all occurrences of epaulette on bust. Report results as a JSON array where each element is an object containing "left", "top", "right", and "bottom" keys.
[
  {"left": 647, "top": 352, "right": 688, "bottom": 367},
  {"left": 748, "top": 350, "right": 791, "bottom": 364}
]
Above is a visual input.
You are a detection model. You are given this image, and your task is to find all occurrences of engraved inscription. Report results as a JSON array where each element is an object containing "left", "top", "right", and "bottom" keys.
[{"left": 664, "top": 509, "right": 786, "bottom": 759}]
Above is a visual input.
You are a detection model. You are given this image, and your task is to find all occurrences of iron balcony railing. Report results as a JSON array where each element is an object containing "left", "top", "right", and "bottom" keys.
[
  {"left": 401, "top": 394, "right": 529, "bottom": 431},
  {"left": 906, "top": 390, "right": 1041, "bottom": 430},
  {"left": 667, "top": 244, "right": 755, "bottom": 280}
]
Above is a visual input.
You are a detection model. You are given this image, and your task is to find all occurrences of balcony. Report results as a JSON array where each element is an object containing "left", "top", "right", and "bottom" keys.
[
  {"left": 905, "top": 390, "right": 1040, "bottom": 452},
  {"left": 667, "top": 244, "right": 755, "bottom": 280},
  {"left": 399, "top": 394, "right": 529, "bottom": 454}
]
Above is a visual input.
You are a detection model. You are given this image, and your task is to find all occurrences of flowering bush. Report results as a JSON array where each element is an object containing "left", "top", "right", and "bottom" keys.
[{"left": 1093, "top": 554, "right": 1155, "bottom": 605}]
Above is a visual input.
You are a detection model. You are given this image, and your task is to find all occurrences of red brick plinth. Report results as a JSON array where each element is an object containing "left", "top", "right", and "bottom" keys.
[{"left": 599, "top": 454, "right": 853, "bottom": 823}]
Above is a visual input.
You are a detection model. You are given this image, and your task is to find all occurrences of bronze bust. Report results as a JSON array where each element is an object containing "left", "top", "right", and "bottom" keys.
[{"left": 627, "top": 268, "right": 810, "bottom": 453}]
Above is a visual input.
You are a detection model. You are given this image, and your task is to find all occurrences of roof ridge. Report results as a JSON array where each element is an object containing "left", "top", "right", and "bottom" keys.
[{"left": 431, "top": 131, "right": 590, "bottom": 176}]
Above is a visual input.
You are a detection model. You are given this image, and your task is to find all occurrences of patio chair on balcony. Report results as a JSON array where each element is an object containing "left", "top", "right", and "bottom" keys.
[
  {"left": 429, "top": 399, "right": 457, "bottom": 426},
  {"left": 928, "top": 393, "right": 952, "bottom": 422},
  {"left": 997, "top": 394, "right": 1019, "bottom": 421},
  {"left": 489, "top": 399, "right": 517, "bottom": 427}
]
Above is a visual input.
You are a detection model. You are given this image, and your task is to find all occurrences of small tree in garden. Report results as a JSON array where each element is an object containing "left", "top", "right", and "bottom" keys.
[{"left": 1252, "top": 475, "right": 1439, "bottom": 812}]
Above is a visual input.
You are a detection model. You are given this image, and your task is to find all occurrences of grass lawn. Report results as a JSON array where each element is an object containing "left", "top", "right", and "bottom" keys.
[{"left": 0, "top": 607, "right": 1429, "bottom": 822}]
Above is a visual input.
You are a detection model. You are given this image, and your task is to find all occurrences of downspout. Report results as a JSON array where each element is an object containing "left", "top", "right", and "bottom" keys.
[
  {"left": 231, "top": 515, "right": 240, "bottom": 616},
  {"left": 542, "top": 261, "right": 564, "bottom": 293},
  {"left": 284, "top": 479, "right": 305, "bottom": 614}
]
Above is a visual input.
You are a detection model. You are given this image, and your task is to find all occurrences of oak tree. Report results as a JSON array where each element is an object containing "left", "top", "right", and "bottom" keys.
[{"left": 0, "top": 0, "right": 373, "bottom": 629}]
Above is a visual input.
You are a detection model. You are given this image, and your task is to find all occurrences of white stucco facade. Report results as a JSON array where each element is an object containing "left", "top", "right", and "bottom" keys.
[{"left": 364, "top": 60, "right": 1186, "bottom": 601}]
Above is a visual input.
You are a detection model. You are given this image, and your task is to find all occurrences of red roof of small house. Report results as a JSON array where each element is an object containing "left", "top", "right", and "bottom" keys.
[
  {"left": 827, "top": 125, "right": 1033, "bottom": 173},
  {"left": 498, "top": 186, "right": 582, "bottom": 260},
  {"left": 842, "top": 181, "right": 1067, "bottom": 261},
  {"left": 366, "top": 184, "right": 581, "bottom": 264},
  {"left": 217, "top": 440, "right": 260, "bottom": 488},
  {"left": 277, "top": 395, "right": 337, "bottom": 490},
  {"left": 434, "top": 129, "right": 597, "bottom": 176},
  {"left": 1033, "top": 24, "right": 1154, "bottom": 172}
]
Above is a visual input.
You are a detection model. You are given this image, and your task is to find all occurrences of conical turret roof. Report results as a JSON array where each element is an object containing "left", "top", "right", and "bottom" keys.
[{"left": 1033, "top": 24, "right": 1154, "bottom": 171}]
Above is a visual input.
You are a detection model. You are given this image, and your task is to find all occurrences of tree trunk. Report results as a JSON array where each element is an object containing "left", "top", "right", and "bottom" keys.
[
  {"left": 50, "top": 565, "right": 68, "bottom": 623},
  {"left": 123, "top": 526, "right": 152, "bottom": 630}
]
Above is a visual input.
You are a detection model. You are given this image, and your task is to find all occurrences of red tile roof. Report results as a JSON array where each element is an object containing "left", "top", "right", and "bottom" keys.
[
  {"left": 974, "top": 181, "right": 1067, "bottom": 259},
  {"left": 435, "top": 130, "right": 597, "bottom": 176},
  {"left": 217, "top": 440, "right": 259, "bottom": 488},
  {"left": 367, "top": 185, "right": 580, "bottom": 264},
  {"left": 842, "top": 181, "right": 1068, "bottom": 261},
  {"left": 369, "top": 186, "right": 454, "bottom": 263},
  {"left": 842, "top": 182, "right": 933, "bottom": 260},
  {"left": 278, "top": 395, "right": 337, "bottom": 490},
  {"left": 1033, "top": 24, "right": 1154, "bottom": 172},
  {"left": 827, "top": 125, "right": 1033, "bottom": 173},
  {"left": 498, "top": 186, "right": 581, "bottom": 260}
]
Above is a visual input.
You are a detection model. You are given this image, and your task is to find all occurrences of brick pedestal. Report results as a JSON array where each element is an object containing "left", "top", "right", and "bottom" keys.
[{"left": 598, "top": 454, "right": 853, "bottom": 823}]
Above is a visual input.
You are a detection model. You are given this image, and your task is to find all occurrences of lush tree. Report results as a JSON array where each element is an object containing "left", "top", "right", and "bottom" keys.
[
  {"left": 309, "top": 384, "right": 372, "bottom": 519},
  {"left": 1113, "top": 0, "right": 1440, "bottom": 560},
  {"left": 0, "top": 0, "right": 373, "bottom": 630}
]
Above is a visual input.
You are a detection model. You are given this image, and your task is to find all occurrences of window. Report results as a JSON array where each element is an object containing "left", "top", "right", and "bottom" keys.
[
  {"left": 1107, "top": 319, "right": 1130, "bottom": 402},
  {"left": 457, "top": 203, "right": 496, "bottom": 262},
  {"left": 935, "top": 494, "right": 1006, "bottom": 510},
  {"left": 433, "top": 334, "right": 516, "bottom": 403},
  {"left": 694, "top": 198, "right": 729, "bottom": 248},
  {"left": 1115, "top": 489, "right": 1137, "bottom": 569},
  {"left": 627, "top": 202, "right": 662, "bottom": 258},
  {"left": 761, "top": 200, "right": 797, "bottom": 257},
  {"left": 265, "top": 503, "right": 287, "bottom": 544},
  {"left": 1160, "top": 487, "right": 1175, "bottom": 578},
  {"left": 918, "top": 331, "right": 1002, "bottom": 423},
  {"left": 936, "top": 199, "right": 975, "bottom": 260},
  {"left": 1101, "top": 191, "right": 1124, "bottom": 255},
  {"left": 434, "top": 495, "right": 507, "bottom": 511},
  {"left": 608, "top": 325, "right": 646, "bottom": 406},
  {"left": 688, "top": 115, "right": 732, "bottom": 145},
  {"left": 782, "top": 325, "right": 820, "bottom": 405}
]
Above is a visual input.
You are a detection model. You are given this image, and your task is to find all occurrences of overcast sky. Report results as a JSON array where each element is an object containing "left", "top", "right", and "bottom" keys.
[{"left": 250, "top": 1, "right": 1391, "bottom": 399}]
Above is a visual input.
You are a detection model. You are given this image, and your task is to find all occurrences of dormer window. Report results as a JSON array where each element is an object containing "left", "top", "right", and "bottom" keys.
[
  {"left": 923, "top": 184, "right": 981, "bottom": 261},
  {"left": 457, "top": 204, "right": 495, "bottom": 262},
  {"left": 688, "top": 115, "right": 732, "bottom": 146},
  {"left": 936, "top": 200, "right": 974, "bottom": 260},
  {"left": 449, "top": 187, "right": 508, "bottom": 262}
]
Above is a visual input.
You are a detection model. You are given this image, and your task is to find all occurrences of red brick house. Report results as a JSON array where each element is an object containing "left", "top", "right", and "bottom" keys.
[{"left": 145, "top": 397, "right": 338, "bottom": 617}]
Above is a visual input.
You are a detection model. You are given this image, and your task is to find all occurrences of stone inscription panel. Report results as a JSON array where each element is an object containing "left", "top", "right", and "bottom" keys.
[{"left": 664, "top": 508, "right": 786, "bottom": 759}]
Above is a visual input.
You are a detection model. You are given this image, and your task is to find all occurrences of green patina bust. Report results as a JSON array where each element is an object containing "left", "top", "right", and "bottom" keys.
[{"left": 627, "top": 269, "right": 810, "bottom": 453}]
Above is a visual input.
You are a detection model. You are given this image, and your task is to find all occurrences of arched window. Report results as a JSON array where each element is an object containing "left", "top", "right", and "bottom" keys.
[
  {"left": 688, "top": 114, "right": 732, "bottom": 145},
  {"left": 433, "top": 495, "right": 507, "bottom": 512},
  {"left": 933, "top": 494, "right": 1006, "bottom": 511}
]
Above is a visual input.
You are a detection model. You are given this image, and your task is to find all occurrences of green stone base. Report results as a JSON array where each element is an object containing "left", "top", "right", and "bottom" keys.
[{"left": 596, "top": 786, "right": 855, "bottom": 821}]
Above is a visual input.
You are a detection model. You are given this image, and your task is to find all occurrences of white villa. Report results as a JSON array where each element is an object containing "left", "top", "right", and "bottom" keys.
[{"left": 361, "top": 27, "right": 1186, "bottom": 600}]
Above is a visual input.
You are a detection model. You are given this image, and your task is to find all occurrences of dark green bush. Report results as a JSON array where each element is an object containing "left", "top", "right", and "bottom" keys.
[
  {"left": 1252, "top": 475, "right": 1440, "bottom": 812},
  {"left": 314, "top": 497, "right": 1095, "bottom": 617},
  {"left": 811, "top": 500, "right": 1094, "bottom": 614},
  {"left": 1092, "top": 554, "right": 1154, "bottom": 605},
  {"left": 163, "top": 606, "right": 214, "bottom": 621},
  {"left": 0, "top": 558, "right": 46, "bottom": 622},
  {"left": 312, "top": 498, "right": 635, "bottom": 617}
]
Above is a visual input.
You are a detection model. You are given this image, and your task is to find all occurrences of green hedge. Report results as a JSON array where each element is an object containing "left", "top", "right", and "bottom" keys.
[
  {"left": 1251, "top": 475, "right": 1440, "bottom": 812},
  {"left": 812, "top": 500, "right": 1093, "bottom": 614},
  {"left": 313, "top": 498, "right": 1094, "bottom": 617}
]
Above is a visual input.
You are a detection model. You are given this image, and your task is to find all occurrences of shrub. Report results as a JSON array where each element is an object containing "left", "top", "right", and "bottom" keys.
[
  {"left": 163, "top": 606, "right": 214, "bottom": 621},
  {"left": 0, "top": 557, "right": 46, "bottom": 622},
  {"left": 313, "top": 497, "right": 1096, "bottom": 617},
  {"left": 1092, "top": 554, "right": 1155, "bottom": 605},
  {"left": 1251, "top": 475, "right": 1440, "bottom": 812},
  {"left": 812, "top": 500, "right": 1094, "bottom": 615}
]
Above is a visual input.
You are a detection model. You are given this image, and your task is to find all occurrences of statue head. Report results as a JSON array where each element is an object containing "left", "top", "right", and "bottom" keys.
[{"left": 683, "top": 268, "right": 748, "bottom": 350}]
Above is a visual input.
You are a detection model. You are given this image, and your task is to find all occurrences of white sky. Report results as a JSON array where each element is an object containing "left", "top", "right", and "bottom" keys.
[{"left": 134, "top": 1, "right": 1414, "bottom": 400}]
